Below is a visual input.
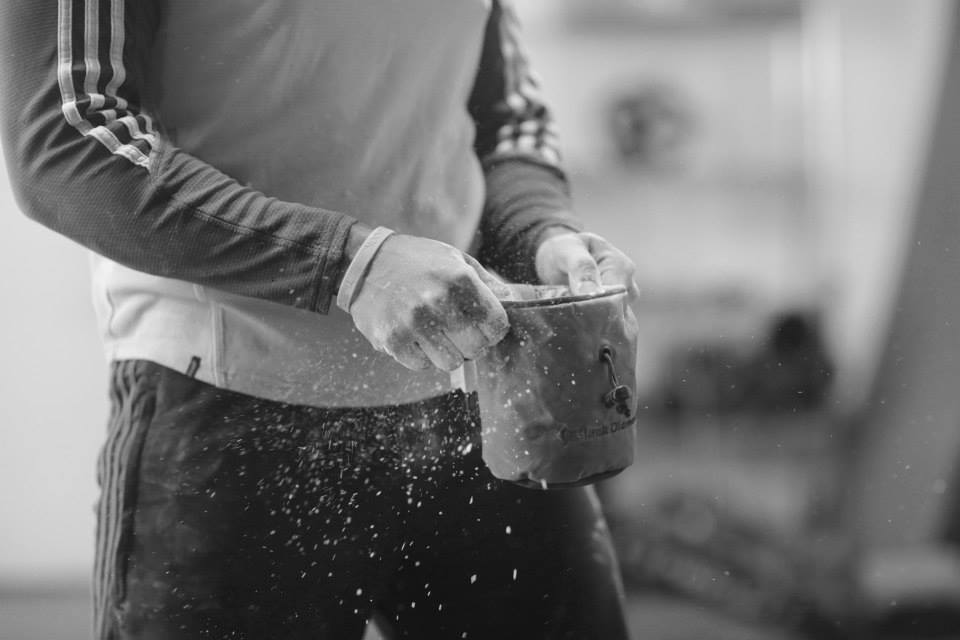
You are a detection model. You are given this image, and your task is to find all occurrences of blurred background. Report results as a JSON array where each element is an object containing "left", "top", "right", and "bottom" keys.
[{"left": 3, "top": 0, "right": 960, "bottom": 638}]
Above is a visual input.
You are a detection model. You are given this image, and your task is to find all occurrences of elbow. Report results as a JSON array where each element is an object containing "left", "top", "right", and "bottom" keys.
[
  {"left": 1, "top": 28, "right": 87, "bottom": 236},
  {"left": 5, "top": 153, "right": 72, "bottom": 237},
  {"left": 9, "top": 162, "right": 121, "bottom": 259},
  {"left": 2, "top": 117, "right": 115, "bottom": 248},
  {"left": 2, "top": 116, "right": 70, "bottom": 235},
  {"left": 4, "top": 149, "right": 50, "bottom": 226},
  {"left": 7, "top": 166, "right": 43, "bottom": 225},
  {"left": 3, "top": 125, "right": 159, "bottom": 270},
  {"left": 7, "top": 157, "right": 131, "bottom": 265}
]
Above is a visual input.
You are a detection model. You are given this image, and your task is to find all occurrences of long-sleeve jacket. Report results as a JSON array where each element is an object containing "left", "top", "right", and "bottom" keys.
[{"left": 0, "top": 0, "right": 581, "bottom": 406}]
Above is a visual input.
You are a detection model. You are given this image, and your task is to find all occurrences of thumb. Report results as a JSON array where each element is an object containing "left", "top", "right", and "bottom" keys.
[
  {"left": 562, "top": 240, "right": 602, "bottom": 295},
  {"left": 462, "top": 254, "right": 514, "bottom": 301}
]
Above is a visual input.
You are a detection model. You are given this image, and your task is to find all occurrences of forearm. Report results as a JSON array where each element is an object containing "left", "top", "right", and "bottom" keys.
[
  {"left": 6, "top": 139, "right": 357, "bottom": 312},
  {"left": 478, "top": 159, "right": 582, "bottom": 283}
]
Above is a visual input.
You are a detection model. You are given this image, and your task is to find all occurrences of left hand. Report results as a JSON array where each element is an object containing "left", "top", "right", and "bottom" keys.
[{"left": 535, "top": 229, "right": 640, "bottom": 310}]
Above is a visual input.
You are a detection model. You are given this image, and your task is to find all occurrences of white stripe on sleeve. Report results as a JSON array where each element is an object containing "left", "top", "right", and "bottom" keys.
[{"left": 57, "top": 0, "right": 157, "bottom": 169}]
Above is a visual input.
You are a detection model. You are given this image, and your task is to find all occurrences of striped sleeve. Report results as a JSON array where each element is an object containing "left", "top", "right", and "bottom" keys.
[
  {"left": 0, "top": 0, "right": 356, "bottom": 314},
  {"left": 57, "top": 0, "right": 157, "bottom": 169},
  {"left": 469, "top": 0, "right": 563, "bottom": 170},
  {"left": 470, "top": 0, "right": 583, "bottom": 284}
]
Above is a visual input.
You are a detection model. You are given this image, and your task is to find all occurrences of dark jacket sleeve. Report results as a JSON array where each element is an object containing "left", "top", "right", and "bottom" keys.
[
  {"left": 468, "top": 0, "right": 583, "bottom": 284},
  {"left": 0, "top": 1, "right": 356, "bottom": 313}
]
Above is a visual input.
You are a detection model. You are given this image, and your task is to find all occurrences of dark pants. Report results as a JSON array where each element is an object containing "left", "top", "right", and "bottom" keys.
[{"left": 94, "top": 360, "right": 629, "bottom": 639}]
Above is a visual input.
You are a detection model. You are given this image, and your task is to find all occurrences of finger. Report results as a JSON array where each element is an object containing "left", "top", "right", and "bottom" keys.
[
  {"left": 559, "top": 238, "right": 602, "bottom": 295},
  {"left": 628, "top": 277, "right": 641, "bottom": 302},
  {"left": 598, "top": 257, "right": 634, "bottom": 289},
  {"left": 384, "top": 336, "right": 433, "bottom": 371},
  {"left": 627, "top": 277, "right": 642, "bottom": 319},
  {"left": 444, "top": 326, "right": 491, "bottom": 360},
  {"left": 455, "top": 255, "right": 511, "bottom": 344},
  {"left": 462, "top": 254, "right": 513, "bottom": 300},
  {"left": 415, "top": 333, "right": 466, "bottom": 372},
  {"left": 580, "top": 233, "right": 634, "bottom": 288}
]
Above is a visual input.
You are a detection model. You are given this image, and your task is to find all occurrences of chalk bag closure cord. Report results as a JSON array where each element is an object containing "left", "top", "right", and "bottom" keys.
[{"left": 600, "top": 345, "right": 632, "bottom": 417}]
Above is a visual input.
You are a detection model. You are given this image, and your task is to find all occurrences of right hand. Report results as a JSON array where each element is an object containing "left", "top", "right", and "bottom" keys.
[{"left": 348, "top": 234, "right": 511, "bottom": 371}]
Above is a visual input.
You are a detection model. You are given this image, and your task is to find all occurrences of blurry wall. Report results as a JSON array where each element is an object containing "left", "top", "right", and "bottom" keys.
[
  {"left": 0, "top": 151, "right": 107, "bottom": 581},
  {"left": 521, "top": 4, "right": 807, "bottom": 300},
  {"left": 804, "top": 0, "right": 950, "bottom": 407},
  {"left": 520, "top": 0, "right": 950, "bottom": 409},
  {"left": 845, "top": 0, "right": 960, "bottom": 547},
  {"left": 518, "top": 3, "right": 817, "bottom": 400}
]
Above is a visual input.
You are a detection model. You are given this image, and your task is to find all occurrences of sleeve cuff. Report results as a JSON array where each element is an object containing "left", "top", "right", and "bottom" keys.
[
  {"left": 335, "top": 226, "right": 395, "bottom": 313},
  {"left": 310, "top": 214, "right": 361, "bottom": 314}
]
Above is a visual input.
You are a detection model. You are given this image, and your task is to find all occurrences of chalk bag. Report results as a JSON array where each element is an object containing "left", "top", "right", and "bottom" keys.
[{"left": 475, "top": 284, "right": 639, "bottom": 489}]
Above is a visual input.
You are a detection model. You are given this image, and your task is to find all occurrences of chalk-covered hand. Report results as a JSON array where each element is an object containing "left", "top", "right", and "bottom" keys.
[
  {"left": 349, "top": 234, "right": 511, "bottom": 371},
  {"left": 535, "top": 229, "right": 640, "bottom": 307}
]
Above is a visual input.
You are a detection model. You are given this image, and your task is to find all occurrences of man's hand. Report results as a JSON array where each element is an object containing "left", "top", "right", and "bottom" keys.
[
  {"left": 348, "top": 234, "right": 511, "bottom": 371},
  {"left": 535, "top": 229, "right": 640, "bottom": 307}
]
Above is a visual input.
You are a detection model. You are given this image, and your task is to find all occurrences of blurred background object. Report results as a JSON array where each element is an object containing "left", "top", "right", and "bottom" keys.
[
  {"left": 522, "top": 0, "right": 960, "bottom": 637},
  {"left": 4, "top": 0, "right": 960, "bottom": 638}
]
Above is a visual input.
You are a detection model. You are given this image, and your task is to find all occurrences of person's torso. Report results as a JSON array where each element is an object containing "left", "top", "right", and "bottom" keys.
[{"left": 93, "top": 0, "right": 491, "bottom": 406}]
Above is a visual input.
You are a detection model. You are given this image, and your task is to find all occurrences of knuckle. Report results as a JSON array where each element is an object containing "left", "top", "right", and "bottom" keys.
[
  {"left": 463, "top": 341, "right": 489, "bottom": 359},
  {"left": 414, "top": 287, "right": 444, "bottom": 310},
  {"left": 450, "top": 270, "right": 476, "bottom": 291},
  {"left": 444, "top": 272, "right": 486, "bottom": 320},
  {"left": 470, "top": 346, "right": 490, "bottom": 360},
  {"left": 459, "top": 334, "right": 487, "bottom": 356},
  {"left": 581, "top": 231, "right": 604, "bottom": 244},
  {"left": 574, "top": 256, "right": 598, "bottom": 272},
  {"left": 383, "top": 330, "right": 413, "bottom": 355},
  {"left": 444, "top": 272, "right": 480, "bottom": 304},
  {"left": 447, "top": 329, "right": 482, "bottom": 357},
  {"left": 410, "top": 303, "right": 442, "bottom": 333}
]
